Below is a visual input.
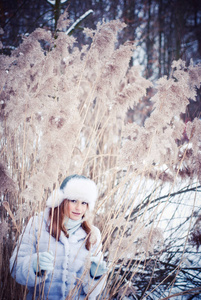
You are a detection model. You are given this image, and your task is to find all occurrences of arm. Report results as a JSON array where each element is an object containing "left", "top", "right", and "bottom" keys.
[
  {"left": 81, "top": 226, "right": 107, "bottom": 299},
  {"left": 10, "top": 215, "right": 49, "bottom": 287}
]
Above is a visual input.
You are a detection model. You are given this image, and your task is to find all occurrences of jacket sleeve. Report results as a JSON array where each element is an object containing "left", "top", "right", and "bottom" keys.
[
  {"left": 10, "top": 215, "right": 48, "bottom": 287},
  {"left": 80, "top": 226, "right": 106, "bottom": 299}
]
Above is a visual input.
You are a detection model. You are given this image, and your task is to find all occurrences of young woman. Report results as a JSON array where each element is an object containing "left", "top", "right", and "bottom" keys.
[{"left": 10, "top": 175, "right": 107, "bottom": 300}]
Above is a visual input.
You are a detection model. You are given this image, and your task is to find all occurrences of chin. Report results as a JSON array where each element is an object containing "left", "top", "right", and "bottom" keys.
[{"left": 71, "top": 214, "right": 82, "bottom": 220}]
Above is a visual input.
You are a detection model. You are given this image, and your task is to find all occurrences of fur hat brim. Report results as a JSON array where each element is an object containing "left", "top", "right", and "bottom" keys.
[{"left": 46, "top": 177, "right": 98, "bottom": 211}]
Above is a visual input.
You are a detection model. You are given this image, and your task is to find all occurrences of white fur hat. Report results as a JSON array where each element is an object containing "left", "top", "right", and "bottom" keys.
[{"left": 46, "top": 175, "right": 98, "bottom": 211}]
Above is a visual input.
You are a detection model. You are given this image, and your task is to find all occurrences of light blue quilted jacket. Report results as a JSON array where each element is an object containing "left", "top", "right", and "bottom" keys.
[{"left": 10, "top": 208, "right": 105, "bottom": 300}]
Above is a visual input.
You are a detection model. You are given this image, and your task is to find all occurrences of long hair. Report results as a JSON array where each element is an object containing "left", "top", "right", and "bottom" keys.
[{"left": 47, "top": 199, "right": 93, "bottom": 250}]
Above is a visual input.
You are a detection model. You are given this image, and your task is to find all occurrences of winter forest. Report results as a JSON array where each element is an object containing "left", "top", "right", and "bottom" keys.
[{"left": 0, "top": 0, "right": 201, "bottom": 299}]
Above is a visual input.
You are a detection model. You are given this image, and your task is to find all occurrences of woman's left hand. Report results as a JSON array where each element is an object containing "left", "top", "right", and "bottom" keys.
[{"left": 90, "top": 256, "right": 108, "bottom": 278}]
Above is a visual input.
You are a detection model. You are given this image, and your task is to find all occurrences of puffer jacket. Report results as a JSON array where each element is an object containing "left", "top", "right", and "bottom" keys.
[{"left": 10, "top": 208, "right": 105, "bottom": 300}]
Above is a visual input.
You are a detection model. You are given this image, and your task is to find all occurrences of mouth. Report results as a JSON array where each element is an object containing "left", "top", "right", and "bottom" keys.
[{"left": 72, "top": 212, "right": 81, "bottom": 216}]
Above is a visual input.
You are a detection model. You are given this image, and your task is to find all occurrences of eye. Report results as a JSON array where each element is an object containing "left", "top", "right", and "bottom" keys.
[
  {"left": 70, "top": 200, "right": 77, "bottom": 203},
  {"left": 82, "top": 202, "right": 87, "bottom": 205}
]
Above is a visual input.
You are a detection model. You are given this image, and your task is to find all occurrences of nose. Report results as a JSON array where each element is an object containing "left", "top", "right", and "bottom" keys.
[{"left": 75, "top": 201, "right": 81, "bottom": 210}]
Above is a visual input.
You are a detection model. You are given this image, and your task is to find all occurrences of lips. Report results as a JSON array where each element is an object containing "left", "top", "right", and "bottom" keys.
[{"left": 72, "top": 212, "right": 81, "bottom": 215}]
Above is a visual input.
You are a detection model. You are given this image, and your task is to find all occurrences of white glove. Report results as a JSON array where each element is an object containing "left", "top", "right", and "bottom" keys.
[
  {"left": 90, "top": 256, "right": 108, "bottom": 278},
  {"left": 33, "top": 251, "right": 54, "bottom": 273}
]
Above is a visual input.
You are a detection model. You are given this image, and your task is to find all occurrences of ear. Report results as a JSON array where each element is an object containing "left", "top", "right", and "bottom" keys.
[{"left": 46, "top": 188, "right": 64, "bottom": 208}]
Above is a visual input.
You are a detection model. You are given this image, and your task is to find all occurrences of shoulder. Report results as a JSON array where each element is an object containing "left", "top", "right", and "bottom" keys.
[
  {"left": 24, "top": 209, "right": 48, "bottom": 233},
  {"left": 91, "top": 225, "right": 101, "bottom": 236},
  {"left": 90, "top": 225, "right": 101, "bottom": 245}
]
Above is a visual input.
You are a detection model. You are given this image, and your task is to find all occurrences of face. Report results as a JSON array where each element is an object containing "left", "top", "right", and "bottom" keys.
[{"left": 66, "top": 199, "right": 88, "bottom": 220}]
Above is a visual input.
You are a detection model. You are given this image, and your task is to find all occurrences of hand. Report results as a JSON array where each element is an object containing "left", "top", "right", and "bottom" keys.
[
  {"left": 90, "top": 256, "right": 108, "bottom": 278},
  {"left": 33, "top": 251, "right": 54, "bottom": 273}
]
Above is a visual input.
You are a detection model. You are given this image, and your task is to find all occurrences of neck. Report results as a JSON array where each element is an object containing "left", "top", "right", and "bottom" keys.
[{"left": 64, "top": 217, "right": 82, "bottom": 236}]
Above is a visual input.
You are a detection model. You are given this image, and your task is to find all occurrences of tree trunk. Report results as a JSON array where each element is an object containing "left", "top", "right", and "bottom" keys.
[
  {"left": 146, "top": 0, "right": 153, "bottom": 78},
  {"left": 158, "top": 0, "right": 163, "bottom": 78},
  {"left": 54, "top": 0, "right": 61, "bottom": 31}
]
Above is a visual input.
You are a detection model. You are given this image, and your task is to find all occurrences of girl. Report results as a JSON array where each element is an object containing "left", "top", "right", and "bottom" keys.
[{"left": 10, "top": 175, "right": 107, "bottom": 300}]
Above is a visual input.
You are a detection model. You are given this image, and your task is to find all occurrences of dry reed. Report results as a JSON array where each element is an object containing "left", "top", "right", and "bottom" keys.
[{"left": 0, "top": 13, "right": 201, "bottom": 299}]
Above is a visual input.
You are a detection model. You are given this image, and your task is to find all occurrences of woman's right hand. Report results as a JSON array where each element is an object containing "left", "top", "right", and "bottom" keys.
[{"left": 33, "top": 251, "right": 54, "bottom": 273}]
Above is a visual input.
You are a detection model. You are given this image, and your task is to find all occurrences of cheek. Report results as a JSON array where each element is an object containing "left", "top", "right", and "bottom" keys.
[
  {"left": 65, "top": 202, "right": 72, "bottom": 216},
  {"left": 83, "top": 206, "right": 87, "bottom": 214},
  {"left": 68, "top": 203, "right": 74, "bottom": 212}
]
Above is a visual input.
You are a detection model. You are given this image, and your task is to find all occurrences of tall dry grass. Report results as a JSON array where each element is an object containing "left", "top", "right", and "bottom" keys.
[{"left": 0, "top": 13, "right": 201, "bottom": 299}]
